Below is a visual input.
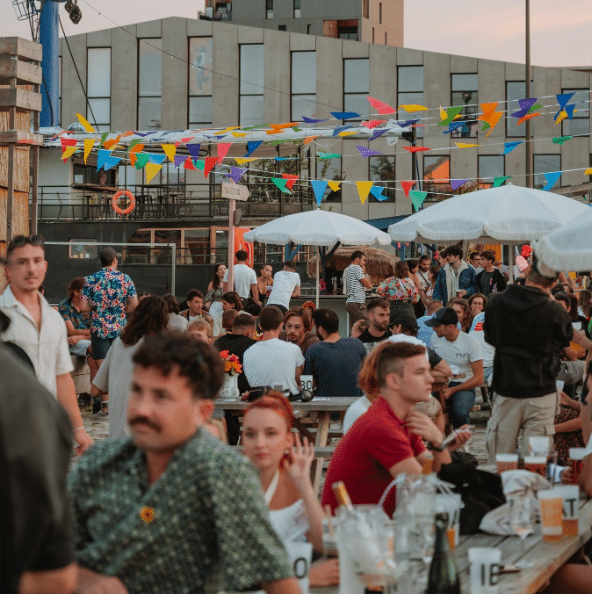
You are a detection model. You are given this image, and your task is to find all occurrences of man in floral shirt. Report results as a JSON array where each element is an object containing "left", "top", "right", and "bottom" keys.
[{"left": 81, "top": 247, "right": 138, "bottom": 365}]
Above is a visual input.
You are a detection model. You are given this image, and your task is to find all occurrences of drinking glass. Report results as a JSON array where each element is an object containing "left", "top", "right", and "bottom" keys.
[{"left": 509, "top": 494, "right": 534, "bottom": 560}]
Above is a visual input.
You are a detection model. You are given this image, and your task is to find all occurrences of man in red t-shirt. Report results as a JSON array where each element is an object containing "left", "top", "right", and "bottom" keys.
[{"left": 321, "top": 341, "right": 458, "bottom": 516}]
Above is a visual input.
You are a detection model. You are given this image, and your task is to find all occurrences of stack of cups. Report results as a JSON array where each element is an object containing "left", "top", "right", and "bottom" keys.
[{"left": 569, "top": 448, "right": 586, "bottom": 485}]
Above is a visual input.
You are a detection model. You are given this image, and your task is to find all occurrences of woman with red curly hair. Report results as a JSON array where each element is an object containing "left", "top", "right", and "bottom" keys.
[{"left": 242, "top": 392, "right": 339, "bottom": 587}]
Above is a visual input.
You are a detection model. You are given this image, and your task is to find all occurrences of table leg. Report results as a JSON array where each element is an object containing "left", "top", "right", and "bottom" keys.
[{"left": 311, "top": 411, "right": 330, "bottom": 495}]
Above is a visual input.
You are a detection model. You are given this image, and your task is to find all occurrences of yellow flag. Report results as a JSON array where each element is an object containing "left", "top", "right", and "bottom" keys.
[
  {"left": 231, "top": 132, "right": 248, "bottom": 137},
  {"left": 235, "top": 157, "right": 257, "bottom": 165},
  {"left": 585, "top": 168, "right": 592, "bottom": 175},
  {"left": 145, "top": 163, "right": 163, "bottom": 184},
  {"left": 76, "top": 113, "right": 96, "bottom": 133},
  {"left": 328, "top": 180, "right": 341, "bottom": 192},
  {"left": 162, "top": 144, "right": 177, "bottom": 162},
  {"left": 83, "top": 139, "right": 96, "bottom": 164},
  {"left": 339, "top": 131, "right": 357, "bottom": 137},
  {"left": 454, "top": 142, "right": 481, "bottom": 148},
  {"left": 398, "top": 104, "right": 428, "bottom": 113},
  {"left": 555, "top": 111, "right": 568, "bottom": 124},
  {"left": 439, "top": 106, "right": 447, "bottom": 121},
  {"left": 218, "top": 127, "right": 240, "bottom": 135},
  {"left": 61, "top": 146, "right": 78, "bottom": 161},
  {"left": 356, "top": 181, "right": 374, "bottom": 205}
]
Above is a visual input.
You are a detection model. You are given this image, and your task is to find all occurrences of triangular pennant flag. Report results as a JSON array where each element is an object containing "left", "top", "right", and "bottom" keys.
[
  {"left": 564, "top": 104, "right": 576, "bottom": 120},
  {"left": 552, "top": 136, "right": 572, "bottom": 145},
  {"left": 162, "top": 144, "right": 177, "bottom": 162},
  {"left": 187, "top": 144, "right": 201, "bottom": 160},
  {"left": 369, "top": 128, "right": 389, "bottom": 142},
  {"left": 60, "top": 137, "right": 77, "bottom": 152},
  {"left": 333, "top": 125, "right": 353, "bottom": 136},
  {"left": 272, "top": 177, "right": 292, "bottom": 194},
  {"left": 443, "top": 122, "right": 465, "bottom": 134},
  {"left": 61, "top": 146, "right": 78, "bottom": 161},
  {"left": 501, "top": 141, "right": 523, "bottom": 155},
  {"left": 128, "top": 140, "right": 144, "bottom": 153},
  {"left": 216, "top": 143, "right": 232, "bottom": 165},
  {"left": 450, "top": 179, "right": 467, "bottom": 191},
  {"left": 229, "top": 167, "right": 247, "bottom": 184},
  {"left": 98, "top": 132, "right": 109, "bottom": 148},
  {"left": 542, "top": 171, "right": 562, "bottom": 191},
  {"left": 83, "top": 139, "right": 96, "bottom": 164},
  {"left": 148, "top": 154, "right": 167, "bottom": 165},
  {"left": 184, "top": 158, "right": 197, "bottom": 170},
  {"left": 400, "top": 181, "right": 416, "bottom": 198},
  {"left": 398, "top": 104, "right": 428, "bottom": 113},
  {"left": 174, "top": 155, "right": 187, "bottom": 168},
  {"left": 557, "top": 93, "right": 575, "bottom": 111},
  {"left": 555, "top": 110, "right": 569, "bottom": 125},
  {"left": 328, "top": 180, "right": 341, "bottom": 192},
  {"left": 317, "top": 152, "right": 341, "bottom": 159},
  {"left": 134, "top": 153, "right": 150, "bottom": 170},
  {"left": 397, "top": 119, "right": 420, "bottom": 128},
  {"left": 194, "top": 159, "right": 206, "bottom": 171},
  {"left": 516, "top": 112, "right": 541, "bottom": 126},
  {"left": 478, "top": 103, "right": 503, "bottom": 139},
  {"left": 97, "top": 149, "right": 121, "bottom": 171},
  {"left": 493, "top": 176, "right": 511, "bottom": 187},
  {"left": 331, "top": 111, "right": 361, "bottom": 120},
  {"left": 362, "top": 119, "right": 387, "bottom": 129},
  {"left": 370, "top": 186, "right": 388, "bottom": 201},
  {"left": 510, "top": 98, "right": 538, "bottom": 119},
  {"left": 145, "top": 163, "right": 163, "bottom": 184},
  {"left": 203, "top": 157, "right": 218, "bottom": 178},
  {"left": 585, "top": 168, "right": 592, "bottom": 176},
  {"left": 311, "top": 180, "right": 328, "bottom": 205},
  {"left": 356, "top": 145, "right": 382, "bottom": 157},
  {"left": 403, "top": 146, "right": 431, "bottom": 153},
  {"left": 355, "top": 181, "right": 374, "bottom": 205},
  {"left": 103, "top": 135, "right": 122, "bottom": 150},
  {"left": 235, "top": 157, "right": 257, "bottom": 165},
  {"left": 282, "top": 174, "right": 299, "bottom": 190},
  {"left": 76, "top": 113, "right": 96, "bottom": 133},
  {"left": 245, "top": 140, "right": 263, "bottom": 157},
  {"left": 303, "top": 135, "right": 321, "bottom": 144},
  {"left": 454, "top": 142, "right": 481, "bottom": 148},
  {"left": 231, "top": 131, "right": 248, "bottom": 137},
  {"left": 438, "top": 105, "right": 464, "bottom": 126},
  {"left": 367, "top": 96, "right": 396, "bottom": 115},
  {"left": 302, "top": 116, "right": 327, "bottom": 123},
  {"left": 409, "top": 190, "right": 428, "bottom": 211},
  {"left": 339, "top": 131, "right": 358, "bottom": 137}
]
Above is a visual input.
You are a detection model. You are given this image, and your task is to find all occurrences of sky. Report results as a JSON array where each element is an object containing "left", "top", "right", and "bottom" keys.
[{"left": 1, "top": 0, "right": 591, "bottom": 67}]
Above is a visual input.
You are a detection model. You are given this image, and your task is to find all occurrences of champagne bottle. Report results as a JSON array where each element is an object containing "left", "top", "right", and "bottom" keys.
[
  {"left": 427, "top": 512, "right": 461, "bottom": 594},
  {"left": 332, "top": 481, "right": 354, "bottom": 513}
]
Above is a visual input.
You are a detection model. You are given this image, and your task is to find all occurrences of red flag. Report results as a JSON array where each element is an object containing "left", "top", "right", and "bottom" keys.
[
  {"left": 400, "top": 181, "right": 416, "bottom": 198},
  {"left": 282, "top": 174, "right": 299, "bottom": 190},
  {"left": 203, "top": 157, "right": 218, "bottom": 178},
  {"left": 367, "top": 96, "right": 396, "bottom": 114},
  {"left": 403, "top": 146, "right": 432, "bottom": 153}
]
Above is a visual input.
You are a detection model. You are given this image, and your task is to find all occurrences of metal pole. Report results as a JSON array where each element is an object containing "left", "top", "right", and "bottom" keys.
[
  {"left": 228, "top": 198, "right": 235, "bottom": 291},
  {"left": 170, "top": 243, "right": 176, "bottom": 295},
  {"left": 39, "top": 0, "right": 60, "bottom": 127},
  {"left": 525, "top": 0, "right": 533, "bottom": 188},
  {"left": 316, "top": 245, "right": 320, "bottom": 309}
]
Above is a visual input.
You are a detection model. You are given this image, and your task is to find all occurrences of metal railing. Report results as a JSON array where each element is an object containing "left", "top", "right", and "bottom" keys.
[{"left": 35, "top": 182, "right": 317, "bottom": 221}]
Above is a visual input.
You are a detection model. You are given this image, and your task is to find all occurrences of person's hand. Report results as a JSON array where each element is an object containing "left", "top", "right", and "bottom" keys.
[
  {"left": 284, "top": 433, "right": 315, "bottom": 486},
  {"left": 309, "top": 559, "right": 340, "bottom": 587},
  {"left": 560, "top": 468, "right": 573, "bottom": 483},
  {"left": 350, "top": 320, "right": 365, "bottom": 338},
  {"left": 74, "top": 429, "right": 94, "bottom": 456},
  {"left": 447, "top": 424, "right": 472, "bottom": 452},
  {"left": 440, "top": 387, "right": 455, "bottom": 400},
  {"left": 67, "top": 335, "right": 82, "bottom": 346},
  {"left": 405, "top": 410, "right": 443, "bottom": 448},
  {"left": 76, "top": 566, "right": 129, "bottom": 594}
]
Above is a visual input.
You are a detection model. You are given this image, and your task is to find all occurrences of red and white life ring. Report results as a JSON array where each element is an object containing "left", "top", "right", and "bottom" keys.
[{"left": 111, "top": 190, "right": 136, "bottom": 216}]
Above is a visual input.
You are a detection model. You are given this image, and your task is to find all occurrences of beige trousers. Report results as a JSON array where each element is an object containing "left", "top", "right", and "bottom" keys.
[
  {"left": 346, "top": 301, "right": 367, "bottom": 329},
  {"left": 485, "top": 392, "right": 559, "bottom": 464}
]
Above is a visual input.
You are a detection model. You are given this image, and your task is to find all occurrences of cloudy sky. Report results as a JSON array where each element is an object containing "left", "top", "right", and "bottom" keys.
[{"left": 1, "top": 0, "right": 591, "bottom": 67}]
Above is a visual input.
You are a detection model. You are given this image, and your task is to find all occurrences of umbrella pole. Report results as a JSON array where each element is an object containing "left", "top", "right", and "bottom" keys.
[{"left": 316, "top": 245, "right": 320, "bottom": 309}]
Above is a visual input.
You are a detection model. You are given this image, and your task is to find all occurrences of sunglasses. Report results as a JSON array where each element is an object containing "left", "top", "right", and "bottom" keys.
[{"left": 7, "top": 234, "right": 45, "bottom": 254}]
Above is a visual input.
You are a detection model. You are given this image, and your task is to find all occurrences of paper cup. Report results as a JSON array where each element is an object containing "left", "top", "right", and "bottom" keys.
[
  {"left": 468, "top": 547, "right": 501, "bottom": 594},
  {"left": 300, "top": 375, "right": 313, "bottom": 392},
  {"left": 496, "top": 453, "right": 518, "bottom": 473},
  {"left": 538, "top": 491, "right": 563, "bottom": 542},
  {"left": 553, "top": 485, "right": 580, "bottom": 536},
  {"left": 284, "top": 541, "right": 313, "bottom": 594},
  {"left": 524, "top": 455, "right": 547, "bottom": 477},
  {"left": 529, "top": 436, "right": 551, "bottom": 455}
]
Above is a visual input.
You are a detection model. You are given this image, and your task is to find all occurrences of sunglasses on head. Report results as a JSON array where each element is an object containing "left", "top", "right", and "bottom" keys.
[{"left": 7, "top": 235, "right": 45, "bottom": 253}]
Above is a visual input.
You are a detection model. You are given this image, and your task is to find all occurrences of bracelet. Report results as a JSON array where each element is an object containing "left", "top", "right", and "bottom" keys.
[{"left": 73, "top": 427, "right": 86, "bottom": 433}]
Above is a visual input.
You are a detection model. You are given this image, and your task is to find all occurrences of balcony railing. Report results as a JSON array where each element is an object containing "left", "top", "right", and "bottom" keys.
[{"left": 35, "top": 182, "right": 316, "bottom": 222}]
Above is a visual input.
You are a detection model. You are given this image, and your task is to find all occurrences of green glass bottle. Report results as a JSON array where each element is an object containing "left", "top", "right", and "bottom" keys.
[{"left": 426, "top": 512, "right": 461, "bottom": 594}]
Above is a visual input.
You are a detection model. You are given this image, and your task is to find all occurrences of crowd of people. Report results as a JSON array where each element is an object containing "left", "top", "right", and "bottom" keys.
[{"left": 3, "top": 236, "right": 592, "bottom": 594}]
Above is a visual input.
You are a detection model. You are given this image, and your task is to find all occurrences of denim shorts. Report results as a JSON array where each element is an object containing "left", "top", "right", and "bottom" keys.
[{"left": 91, "top": 334, "right": 116, "bottom": 360}]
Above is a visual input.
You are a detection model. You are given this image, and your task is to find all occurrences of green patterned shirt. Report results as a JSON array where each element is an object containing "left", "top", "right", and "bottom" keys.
[{"left": 68, "top": 429, "right": 293, "bottom": 593}]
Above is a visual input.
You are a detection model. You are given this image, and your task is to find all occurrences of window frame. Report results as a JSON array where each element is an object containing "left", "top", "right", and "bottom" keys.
[
  {"left": 397, "top": 65, "right": 424, "bottom": 138},
  {"left": 423, "top": 155, "right": 450, "bottom": 200},
  {"left": 291, "top": 51, "right": 317, "bottom": 123},
  {"left": 369, "top": 155, "right": 396, "bottom": 202},
  {"left": 478, "top": 155, "right": 505, "bottom": 189},
  {"left": 561, "top": 88, "right": 590, "bottom": 137},
  {"left": 239, "top": 44, "right": 265, "bottom": 128},
  {"left": 343, "top": 58, "right": 369, "bottom": 122},
  {"left": 86, "top": 47, "right": 111, "bottom": 132},
  {"left": 188, "top": 37, "right": 214, "bottom": 128},
  {"left": 450, "top": 73, "right": 479, "bottom": 139},
  {"left": 138, "top": 38, "right": 163, "bottom": 131},
  {"left": 533, "top": 154, "right": 561, "bottom": 190}
]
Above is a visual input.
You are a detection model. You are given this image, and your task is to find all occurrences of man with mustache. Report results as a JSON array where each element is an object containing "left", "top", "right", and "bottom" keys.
[
  {"left": 0, "top": 235, "right": 93, "bottom": 454},
  {"left": 69, "top": 332, "right": 302, "bottom": 594}
]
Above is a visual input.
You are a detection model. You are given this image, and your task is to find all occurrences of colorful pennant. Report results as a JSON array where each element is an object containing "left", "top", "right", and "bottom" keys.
[
  {"left": 149, "top": 154, "right": 167, "bottom": 165},
  {"left": 511, "top": 98, "right": 538, "bottom": 119},
  {"left": 328, "top": 180, "right": 341, "bottom": 192},
  {"left": 311, "top": 180, "right": 328, "bottom": 205},
  {"left": 194, "top": 159, "right": 206, "bottom": 171},
  {"left": 398, "top": 104, "right": 428, "bottom": 113},
  {"left": 83, "top": 139, "right": 96, "bottom": 164},
  {"left": 493, "top": 176, "right": 512, "bottom": 187},
  {"left": 203, "top": 157, "right": 218, "bottom": 178},
  {"left": 367, "top": 96, "right": 396, "bottom": 115},
  {"left": 245, "top": 141, "right": 263, "bottom": 157},
  {"left": 397, "top": 119, "right": 420, "bottom": 128},
  {"left": 174, "top": 155, "right": 187, "bottom": 168},
  {"left": 235, "top": 157, "right": 257, "bottom": 165},
  {"left": 356, "top": 181, "right": 374, "bottom": 205},
  {"left": 454, "top": 142, "right": 481, "bottom": 148},
  {"left": 282, "top": 174, "right": 299, "bottom": 190},
  {"left": 228, "top": 167, "right": 247, "bottom": 183},
  {"left": 272, "top": 177, "right": 292, "bottom": 194},
  {"left": 361, "top": 119, "right": 387, "bottom": 129},
  {"left": 438, "top": 106, "right": 464, "bottom": 127},
  {"left": 303, "top": 135, "right": 321, "bottom": 144},
  {"left": 403, "top": 146, "right": 431, "bottom": 153},
  {"left": 76, "top": 113, "right": 96, "bottom": 133},
  {"left": 356, "top": 145, "right": 382, "bottom": 157},
  {"left": 478, "top": 103, "right": 503, "bottom": 139},
  {"left": 145, "top": 163, "right": 163, "bottom": 184},
  {"left": 97, "top": 149, "right": 121, "bottom": 171},
  {"left": 61, "top": 146, "right": 78, "bottom": 161},
  {"left": 333, "top": 125, "right": 353, "bottom": 137},
  {"left": 400, "top": 181, "right": 416, "bottom": 198},
  {"left": 216, "top": 143, "right": 232, "bottom": 165},
  {"left": 331, "top": 111, "right": 361, "bottom": 120},
  {"left": 450, "top": 180, "right": 468, "bottom": 191},
  {"left": 552, "top": 136, "right": 572, "bottom": 145},
  {"left": 187, "top": 144, "right": 201, "bottom": 160},
  {"left": 302, "top": 116, "right": 327, "bottom": 123},
  {"left": 501, "top": 141, "right": 523, "bottom": 155},
  {"left": 184, "top": 158, "right": 197, "bottom": 170},
  {"left": 370, "top": 186, "right": 388, "bottom": 201},
  {"left": 369, "top": 128, "right": 389, "bottom": 142},
  {"left": 542, "top": 171, "right": 562, "bottom": 191},
  {"left": 409, "top": 190, "right": 428, "bottom": 211},
  {"left": 134, "top": 153, "right": 150, "bottom": 170}
]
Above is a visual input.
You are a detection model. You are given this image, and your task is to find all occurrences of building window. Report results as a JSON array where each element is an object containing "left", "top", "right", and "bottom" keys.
[
  {"left": 294, "top": 0, "right": 301, "bottom": 18},
  {"left": 451, "top": 73, "right": 478, "bottom": 138},
  {"left": 398, "top": 66, "right": 424, "bottom": 138},
  {"left": 372, "top": 28, "right": 375, "bottom": 44},
  {"left": 369, "top": 155, "right": 395, "bottom": 202},
  {"left": 278, "top": 25, "right": 286, "bottom": 31},
  {"left": 266, "top": 0, "right": 273, "bottom": 19},
  {"left": 188, "top": 38, "right": 213, "bottom": 127},
  {"left": 562, "top": 89, "right": 590, "bottom": 136},
  {"left": 506, "top": 81, "right": 534, "bottom": 138},
  {"left": 478, "top": 155, "right": 505, "bottom": 188},
  {"left": 379, "top": 2, "right": 382, "bottom": 24},
  {"left": 291, "top": 51, "right": 316, "bottom": 122},
  {"left": 317, "top": 156, "right": 342, "bottom": 202},
  {"left": 344, "top": 58, "right": 369, "bottom": 121},
  {"left": 384, "top": 32, "right": 387, "bottom": 45},
  {"left": 534, "top": 155, "right": 561, "bottom": 190},
  {"left": 307, "top": 24, "right": 311, "bottom": 34},
  {"left": 87, "top": 48, "right": 111, "bottom": 132},
  {"left": 240, "top": 45, "right": 265, "bottom": 127},
  {"left": 138, "top": 39, "right": 162, "bottom": 130},
  {"left": 338, "top": 25, "right": 358, "bottom": 40},
  {"left": 363, "top": 0, "right": 369, "bottom": 19},
  {"left": 423, "top": 155, "right": 450, "bottom": 199}
]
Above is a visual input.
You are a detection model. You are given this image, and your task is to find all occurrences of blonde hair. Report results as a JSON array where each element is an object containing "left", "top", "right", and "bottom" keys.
[{"left": 187, "top": 320, "right": 213, "bottom": 339}]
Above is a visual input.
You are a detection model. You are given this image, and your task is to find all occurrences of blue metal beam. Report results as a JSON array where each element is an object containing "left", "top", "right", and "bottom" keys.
[{"left": 40, "top": 0, "right": 60, "bottom": 127}]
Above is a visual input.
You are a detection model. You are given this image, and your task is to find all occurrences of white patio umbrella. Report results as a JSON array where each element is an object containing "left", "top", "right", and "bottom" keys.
[
  {"left": 532, "top": 206, "right": 592, "bottom": 273},
  {"left": 243, "top": 208, "right": 392, "bottom": 307},
  {"left": 388, "top": 184, "right": 589, "bottom": 244}
]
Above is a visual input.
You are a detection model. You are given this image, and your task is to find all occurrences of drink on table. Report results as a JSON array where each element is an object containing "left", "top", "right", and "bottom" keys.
[
  {"left": 569, "top": 448, "right": 586, "bottom": 485},
  {"left": 554, "top": 485, "right": 580, "bottom": 537},
  {"left": 538, "top": 491, "right": 563, "bottom": 542},
  {"left": 495, "top": 453, "right": 518, "bottom": 473},
  {"left": 524, "top": 455, "right": 546, "bottom": 477},
  {"left": 427, "top": 512, "right": 460, "bottom": 594}
]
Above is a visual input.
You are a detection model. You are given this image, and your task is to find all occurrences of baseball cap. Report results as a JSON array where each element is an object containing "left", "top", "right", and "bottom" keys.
[
  {"left": 389, "top": 313, "right": 419, "bottom": 333},
  {"left": 424, "top": 307, "right": 459, "bottom": 327},
  {"left": 99, "top": 247, "right": 122, "bottom": 262}
]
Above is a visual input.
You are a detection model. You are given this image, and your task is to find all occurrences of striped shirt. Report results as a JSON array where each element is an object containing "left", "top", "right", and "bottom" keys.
[{"left": 345, "top": 265, "right": 367, "bottom": 304}]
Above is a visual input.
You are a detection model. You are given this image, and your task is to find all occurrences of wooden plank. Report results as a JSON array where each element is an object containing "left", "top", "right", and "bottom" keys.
[
  {"left": 0, "top": 57, "right": 42, "bottom": 85},
  {"left": 0, "top": 146, "right": 30, "bottom": 192},
  {"left": 0, "top": 38, "right": 42, "bottom": 62},
  {"left": 0, "top": 131, "right": 43, "bottom": 146},
  {"left": 0, "top": 107, "right": 31, "bottom": 132},
  {"left": 0, "top": 88, "right": 42, "bottom": 112}
]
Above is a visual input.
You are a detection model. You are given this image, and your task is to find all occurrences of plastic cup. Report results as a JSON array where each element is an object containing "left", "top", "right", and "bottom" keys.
[
  {"left": 496, "top": 454, "right": 518, "bottom": 473},
  {"left": 300, "top": 375, "right": 313, "bottom": 392},
  {"left": 436, "top": 493, "right": 462, "bottom": 551},
  {"left": 524, "top": 455, "right": 547, "bottom": 477},
  {"left": 529, "top": 436, "right": 551, "bottom": 455},
  {"left": 569, "top": 448, "right": 586, "bottom": 485},
  {"left": 538, "top": 491, "right": 564, "bottom": 542},
  {"left": 284, "top": 541, "right": 313, "bottom": 594},
  {"left": 553, "top": 485, "right": 580, "bottom": 537},
  {"left": 468, "top": 547, "right": 501, "bottom": 594}
]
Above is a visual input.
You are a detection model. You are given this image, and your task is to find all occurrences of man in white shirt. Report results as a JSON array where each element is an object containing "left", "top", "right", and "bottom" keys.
[
  {"left": 0, "top": 235, "right": 93, "bottom": 454},
  {"left": 243, "top": 306, "right": 304, "bottom": 395},
  {"left": 344, "top": 251, "right": 372, "bottom": 329},
  {"left": 267, "top": 260, "right": 301, "bottom": 314},
  {"left": 223, "top": 249, "right": 259, "bottom": 305},
  {"left": 427, "top": 307, "right": 483, "bottom": 428}
]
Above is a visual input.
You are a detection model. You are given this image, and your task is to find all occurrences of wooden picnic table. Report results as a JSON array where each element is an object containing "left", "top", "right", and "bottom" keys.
[
  {"left": 311, "top": 494, "right": 592, "bottom": 594},
  {"left": 215, "top": 397, "right": 356, "bottom": 493}
]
